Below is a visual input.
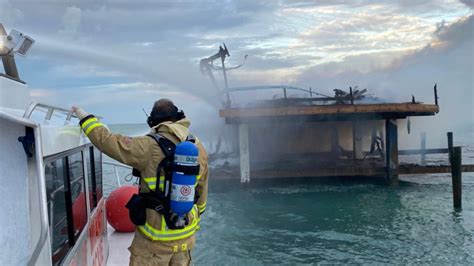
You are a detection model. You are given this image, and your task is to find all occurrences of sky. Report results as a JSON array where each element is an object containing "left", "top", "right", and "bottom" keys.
[{"left": 0, "top": 0, "right": 472, "bottom": 137}]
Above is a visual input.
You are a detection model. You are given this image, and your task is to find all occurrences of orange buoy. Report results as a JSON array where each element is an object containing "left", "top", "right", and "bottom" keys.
[
  {"left": 106, "top": 185, "right": 138, "bottom": 232},
  {"left": 72, "top": 192, "right": 87, "bottom": 232}
]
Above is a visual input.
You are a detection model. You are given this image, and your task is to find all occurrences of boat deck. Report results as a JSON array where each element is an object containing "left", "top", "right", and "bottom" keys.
[{"left": 107, "top": 225, "right": 134, "bottom": 266}]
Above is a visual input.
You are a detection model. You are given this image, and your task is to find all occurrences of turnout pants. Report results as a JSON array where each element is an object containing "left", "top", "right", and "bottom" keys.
[
  {"left": 129, "top": 250, "right": 191, "bottom": 266},
  {"left": 128, "top": 233, "right": 193, "bottom": 266}
]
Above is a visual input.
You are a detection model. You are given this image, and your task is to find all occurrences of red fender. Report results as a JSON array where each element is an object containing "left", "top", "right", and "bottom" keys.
[{"left": 106, "top": 185, "right": 138, "bottom": 232}]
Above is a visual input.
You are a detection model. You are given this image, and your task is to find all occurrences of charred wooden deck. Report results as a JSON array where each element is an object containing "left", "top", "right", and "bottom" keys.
[{"left": 220, "top": 103, "right": 439, "bottom": 123}]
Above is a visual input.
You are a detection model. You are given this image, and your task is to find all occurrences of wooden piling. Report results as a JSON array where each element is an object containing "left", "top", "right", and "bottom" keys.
[
  {"left": 385, "top": 119, "right": 399, "bottom": 186},
  {"left": 450, "top": 146, "right": 462, "bottom": 210},
  {"left": 349, "top": 87, "right": 354, "bottom": 105},
  {"left": 447, "top": 132, "right": 453, "bottom": 152},
  {"left": 447, "top": 131, "right": 453, "bottom": 165},
  {"left": 420, "top": 132, "right": 426, "bottom": 166}
]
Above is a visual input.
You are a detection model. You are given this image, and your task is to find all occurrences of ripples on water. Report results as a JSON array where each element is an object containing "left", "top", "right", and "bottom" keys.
[{"left": 194, "top": 177, "right": 474, "bottom": 265}]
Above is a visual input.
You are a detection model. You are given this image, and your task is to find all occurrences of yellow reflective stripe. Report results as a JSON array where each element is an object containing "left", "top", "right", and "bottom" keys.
[
  {"left": 143, "top": 177, "right": 156, "bottom": 182},
  {"left": 138, "top": 206, "right": 199, "bottom": 241},
  {"left": 161, "top": 215, "right": 166, "bottom": 231},
  {"left": 84, "top": 122, "right": 104, "bottom": 136},
  {"left": 143, "top": 177, "right": 157, "bottom": 191},
  {"left": 138, "top": 225, "right": 198, "bottom": 241},
  {"left": 159, "top": 176, "right": 165, "bottom": 191},
  {"left": 80, "top": 117, "right": 98, "bottom": 129},
  {"left": 195, "top": 175, "right": 201, "bottom": 186},
  {"left": 198, "top": 206, "right": 206, "bottom": 214},
  {"left": 197, "top": 201, "right": 206, "bottom": 214}
]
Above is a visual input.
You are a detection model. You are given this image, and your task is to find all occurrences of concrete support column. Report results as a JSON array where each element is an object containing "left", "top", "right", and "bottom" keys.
[
  {"left": 385, "top": 119, "right": 399, "bottom": 185},
  {"left": 353, "top": 122, "right": 364, "bottom": 159},
  {"left": 232, "top": 124, "right": 239, "bottom": 153},
  {"left": 239, "top": 123, "right": 250, "bottom": 183}
]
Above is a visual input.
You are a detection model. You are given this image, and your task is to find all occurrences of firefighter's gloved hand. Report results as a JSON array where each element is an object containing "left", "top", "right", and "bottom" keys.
[{"left": 71, "top": 106, "right": 89, "bottom": 120}]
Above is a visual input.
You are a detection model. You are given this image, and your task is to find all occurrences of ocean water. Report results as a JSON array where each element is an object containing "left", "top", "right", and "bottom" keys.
[
  {"left": 106, "top": 124, "right": 474, "bottom": 265},
  {"left": 195, "top": 178, "right": 474, "bottom": 265}
]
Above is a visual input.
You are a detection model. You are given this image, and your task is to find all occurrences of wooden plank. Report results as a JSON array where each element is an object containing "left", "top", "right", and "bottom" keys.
[
  {"left": 399, "top": 148, "right": 449, "bottom": 155},
  {"left": 251, "top": 164, "right": 474, "bottom": 179},
  {"left": 220, "top": 103, "right": 439, "bottom": 118},
  {"left": 399, "top": 164, "right": 474, "bottom": 174},
  {"left": 253, "top": 167, "right": 386, "bottom": 178}
]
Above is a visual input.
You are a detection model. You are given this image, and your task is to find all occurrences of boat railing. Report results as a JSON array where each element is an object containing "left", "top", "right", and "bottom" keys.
[
  {"left": 23, "top": 102, "right": 77, "bottom": 124},
  {"left": 103, "top": 161, "right": 134, "bottom": 188},
  {"left": 28, "top": 124, "right": 48, "bottom": 266}
]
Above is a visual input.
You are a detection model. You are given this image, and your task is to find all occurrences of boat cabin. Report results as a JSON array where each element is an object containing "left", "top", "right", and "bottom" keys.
[{"left": 0, "top": 23, "right": 108, "bottom": 266}]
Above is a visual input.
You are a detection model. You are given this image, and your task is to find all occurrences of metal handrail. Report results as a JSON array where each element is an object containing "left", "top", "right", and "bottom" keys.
[
  {"left": 224, "top": 85, "right": 312, "bottom": 94},
  {"left": 28, "top": 126, "right": 49, "bottom": 266},
  {"left": 23, "top": 102, "right": 77, "bottom": 124},
  {"left": 103, "top": 161, "right": 133, "bottom": 187},
  {"left": 23, "top": 102, "right": 103, "bottom": 125}
]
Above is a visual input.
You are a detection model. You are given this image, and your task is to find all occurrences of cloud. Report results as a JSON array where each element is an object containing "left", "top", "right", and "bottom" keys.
[
  {"left": 293, "top": 12, "right": 473, "bottom": 138},
  {"left": 0, "top": 0, "right": 24, "bottom": 26},
  {"left": 1, "top": 0, "right": 471, "bottom": 127},
  {"left": 58, "top": 6, "right": 82, "bottom": 38},
  {"left": 460, "top": 0, "right": 474, "bottom": 8}
]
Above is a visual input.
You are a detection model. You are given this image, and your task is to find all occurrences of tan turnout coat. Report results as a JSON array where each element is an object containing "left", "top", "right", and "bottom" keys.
[{"left": 80, "top": 116, "right": 208, "bottom": 254}]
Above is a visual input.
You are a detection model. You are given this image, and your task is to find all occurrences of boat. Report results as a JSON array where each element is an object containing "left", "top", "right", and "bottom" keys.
[{"left": 0, "top": 23, "right": 132, "bottom": 266}]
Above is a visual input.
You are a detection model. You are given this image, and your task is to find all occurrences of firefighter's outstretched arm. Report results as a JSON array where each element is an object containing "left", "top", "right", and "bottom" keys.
[{"left": 72, "top": 106, "right": 151, "bottom": 169}]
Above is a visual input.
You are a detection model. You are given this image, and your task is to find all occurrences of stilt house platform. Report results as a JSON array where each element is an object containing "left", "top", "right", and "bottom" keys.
[{"left": 218, "top": 87, "right": 474, "bottom": 185}]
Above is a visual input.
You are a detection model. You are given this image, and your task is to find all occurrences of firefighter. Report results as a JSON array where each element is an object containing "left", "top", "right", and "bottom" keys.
[{"left": 72, "top": 99, "right": 208, "bottom": 266}]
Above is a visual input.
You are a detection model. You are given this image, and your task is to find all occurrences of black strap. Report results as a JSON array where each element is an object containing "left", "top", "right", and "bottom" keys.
[
  {"left": 146, "top": 133, "right": 176, "bottom": 204},
  {"left": 138, "top": 192, "right": 168, "bottom": 212},
  {"left": 174, "top": 164, "right": 200, "bottom": 175},
  {"left": 186, "top": 133, "right": 196, "bottom": 143},
  {"left": 79, "top": 114, "right": 95, "bottom": 126}
]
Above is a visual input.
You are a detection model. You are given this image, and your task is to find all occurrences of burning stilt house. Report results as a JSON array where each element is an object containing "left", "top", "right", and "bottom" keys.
[{"left": 200, "top": 45, "right": 474, "bottom": 185}]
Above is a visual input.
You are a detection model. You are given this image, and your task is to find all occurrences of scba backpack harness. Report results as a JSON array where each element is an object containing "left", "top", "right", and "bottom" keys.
[{"left": 126, "top": 133, "right": 200, "bottom": 230}]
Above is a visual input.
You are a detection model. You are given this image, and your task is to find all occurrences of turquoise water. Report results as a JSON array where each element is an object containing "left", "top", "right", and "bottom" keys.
[
  {"left": 106, "top": 124, "right": 474, "bottom": 265},
  {"left": 194, "top": 178, "right": 473, "bottom": 264}
]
